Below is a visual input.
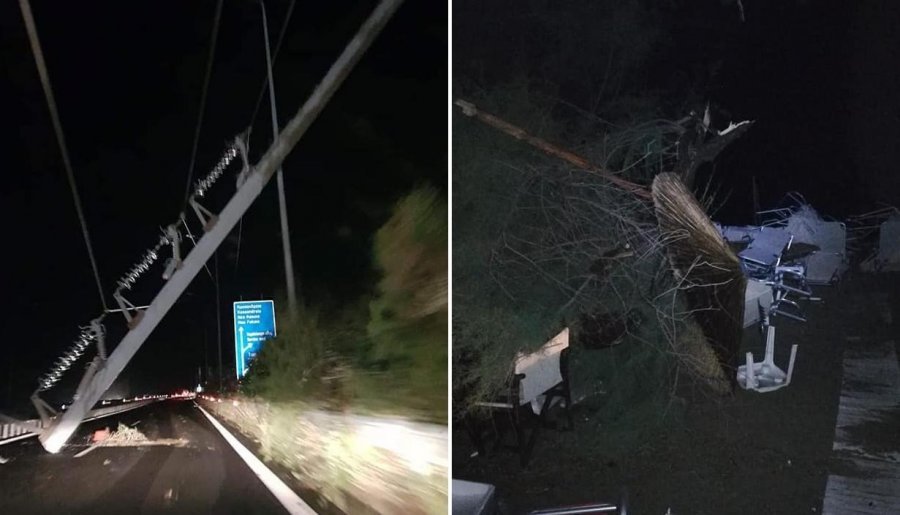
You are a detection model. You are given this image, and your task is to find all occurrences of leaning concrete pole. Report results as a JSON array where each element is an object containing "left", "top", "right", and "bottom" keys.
[{"left": 40, "top": 0, "right": 405, "bottom": 453}]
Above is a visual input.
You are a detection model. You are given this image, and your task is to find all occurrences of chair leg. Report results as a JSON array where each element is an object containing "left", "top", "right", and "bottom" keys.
[
  {"left": 463, "top": 413, "right": 486, "bottom": 457},
  {"left": 521, "top": 395, "right": 555, "bottom": 466},
  {"left": 520, "top": 421, "right": 538, "bottom": 466},
  {"left": 492, "top": 411, "right": 507, "bottom": 451},
  {"left": 512, "top": 415, "right": 525, "bottom": 462}
]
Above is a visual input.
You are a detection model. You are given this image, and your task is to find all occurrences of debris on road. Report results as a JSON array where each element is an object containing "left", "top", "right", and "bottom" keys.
[
  {"left": 852, "top": 209, "right": 900, "bottom": 272},
  {"left": 0, "top": 455, "right": 8, "bottom": 464},
  {"left": 91, "top": 428, "right": 110, "bottom": 443},
  {"left": 736, "top": 326, "right": 798, "bottom": 393},
  {"left": 717, "top": 195, "right": 849, "bottom": 286},
  {"left": 106, "top": 422, "right": 148, "bottom": 443},
  {"left": 77, "top": 423, "right": 188, "bottom": 456}
]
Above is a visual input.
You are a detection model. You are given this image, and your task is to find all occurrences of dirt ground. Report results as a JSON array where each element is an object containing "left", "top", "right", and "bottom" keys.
[{"left": 452, "top": 273, "right": 900, "bottom": 514}]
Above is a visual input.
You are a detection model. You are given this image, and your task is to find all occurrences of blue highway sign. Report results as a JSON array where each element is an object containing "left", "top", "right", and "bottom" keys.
[{"left": 233, "top": 300, "right": 277, "bottom": 379}]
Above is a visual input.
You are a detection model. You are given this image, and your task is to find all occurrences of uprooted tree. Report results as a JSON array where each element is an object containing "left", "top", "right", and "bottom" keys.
[{"left": 453, "top": 91, "right": 751, "bottom": 423}]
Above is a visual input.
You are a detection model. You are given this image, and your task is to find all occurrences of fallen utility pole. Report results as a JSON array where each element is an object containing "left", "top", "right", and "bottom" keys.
[
  {"left": 453, "top": 99, "right": 652, "bottom": 200},
  {"left": 39, "top": 0, "right": 404, "bottom": 453}
]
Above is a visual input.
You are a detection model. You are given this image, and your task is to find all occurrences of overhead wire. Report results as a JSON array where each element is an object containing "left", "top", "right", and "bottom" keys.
[
  {"left": 246, "top": 0, "right": 298, "bottom": 152},
  {"left": 18, "top": 0, "right": 109, "bottom": 312},
  {"left": 235, "top": 0, "right": 298, "bottom": 279},
  {"left": 179, "top": 0, "right": 226, "bottom": 282},
  {"left": 182, "top": 0, "right": 225, "bottom": 209}
]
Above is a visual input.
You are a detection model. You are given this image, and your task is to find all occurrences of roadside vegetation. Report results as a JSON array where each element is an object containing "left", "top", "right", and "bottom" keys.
[{"left": 241, "top": 185, "right": 447, "bottom": 424}]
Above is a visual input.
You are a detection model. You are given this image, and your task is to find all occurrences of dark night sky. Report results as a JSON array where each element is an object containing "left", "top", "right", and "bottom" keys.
[
  {"left": 658, "top": 0, "right": 900, "bottom": 222},
  {"left": 0, "top": 0, "right": 446, "bottom": 412},
  {"left": 454, "top": 0, "right": 900, "bottom": 221},
  {"left": 704, "top": 0, "right": 898, "bottom": 222}
]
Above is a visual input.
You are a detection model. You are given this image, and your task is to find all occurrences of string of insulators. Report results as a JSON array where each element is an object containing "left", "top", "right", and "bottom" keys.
[
  {"left": 37, "top": 325, "right": 97, "bottom": 391},
  {"left": 40, "top": 141, "right": 239, "bottom": 392},
  {"left": 194, "top": 144, "right": 238, "bottom": 198},
  {"left": 115, "top": 235, "right": 171, "bottom": 291}
]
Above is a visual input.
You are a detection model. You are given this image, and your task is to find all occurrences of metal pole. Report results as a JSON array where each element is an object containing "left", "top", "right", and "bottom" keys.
[
  {"left": 38, "top": 0, "right": 404, "bottom": 454},
  {"left": 203, "top": 320, "right": 208, "bottom": 386},
  {"left": 215, "top": 252, "right": 223, "bottom": 391},
  {"left": 6, "top": 345, "right": 12, "bottom": 408},
  {"left": 261, "top": 0, "right": 299, "bottom": 313}
]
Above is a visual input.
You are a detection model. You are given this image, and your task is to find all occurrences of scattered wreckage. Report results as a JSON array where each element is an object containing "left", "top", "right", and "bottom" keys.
[
  {"left": 715, "top": 194, "right": 900, "bottom": 392},
  {"left": 455, "top": 99, "right": 900, "bottom": 462},
  {"left": 714, "top": 196, "right": 840, "bottom": 392}
]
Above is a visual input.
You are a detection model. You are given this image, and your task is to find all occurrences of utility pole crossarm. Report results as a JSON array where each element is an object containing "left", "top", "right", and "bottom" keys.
[{"left": 38, "top": 0, "right": 405, "bottom": 453}]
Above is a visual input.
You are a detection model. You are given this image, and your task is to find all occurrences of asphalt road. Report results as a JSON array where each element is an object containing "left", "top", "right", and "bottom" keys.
[{"left": 0, "top": 399, "right": 291, "bottom": 514}]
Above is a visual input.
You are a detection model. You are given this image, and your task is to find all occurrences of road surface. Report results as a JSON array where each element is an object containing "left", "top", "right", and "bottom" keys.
[{"left": 0, "top": 399, "right": 297, "bottom": 514}]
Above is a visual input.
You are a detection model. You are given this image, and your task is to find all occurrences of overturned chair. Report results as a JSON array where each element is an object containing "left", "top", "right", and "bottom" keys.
[
  {"left": 465, "top": 328, "right": 574, "bottom": 466},
  {"left": 739, "top": 230, "right": 816, "bottom": 323}
]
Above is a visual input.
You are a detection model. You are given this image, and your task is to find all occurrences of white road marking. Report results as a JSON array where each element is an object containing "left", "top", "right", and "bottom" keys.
[
  {"left": 74, "top": 443, "right": 101, "bottom": 458},
  {"left": 194, "top": 403, "right": 317, "bottom": 515},
  {"left": 75, "top": 438, "right": 189, "bottom": 458},
  {"left": 822, "top": 339, "right": 900, "bottom": 514},
  {"left": 0, "top": 432, "right": 38, "bottom": 447}
]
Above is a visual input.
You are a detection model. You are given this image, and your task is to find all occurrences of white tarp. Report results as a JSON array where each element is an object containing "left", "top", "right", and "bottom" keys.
[
  {"left": 739, "top": 227, "right": 792, "bottom": 267},
  {"left": 718, "top": 224, "right": 757, "bottom": 243},
  {"left": 515, "top": 328, "right": 569, "bottom": 413},
  {"left": 716, "top": 202, "right": 847, "bottom": 284},
  {"left": 875, "top": 215, "right": 900, "bottom": 271},
  {"left": 783, "top": 205, "right": 847, "bottom": 284}
]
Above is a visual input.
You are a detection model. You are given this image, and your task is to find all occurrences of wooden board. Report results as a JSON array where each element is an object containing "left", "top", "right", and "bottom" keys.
[{"left": 822, "top": 339, "right": 900, "bottom": 514}]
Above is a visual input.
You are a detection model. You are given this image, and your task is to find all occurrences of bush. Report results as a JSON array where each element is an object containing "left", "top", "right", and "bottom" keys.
[
  {"left": 243, "top": 186, "right": 448, "bottom": 424},
  {"left": 240, "top": 303, "right": 327, "bottom": 400},
  {"left": 364, "top": 186, "right": 448, "bottom": 422}
]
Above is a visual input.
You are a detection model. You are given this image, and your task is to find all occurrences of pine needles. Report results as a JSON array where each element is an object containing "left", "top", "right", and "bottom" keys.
[{"left": 651, "top": 172, "right": 746, "bottom": 392}]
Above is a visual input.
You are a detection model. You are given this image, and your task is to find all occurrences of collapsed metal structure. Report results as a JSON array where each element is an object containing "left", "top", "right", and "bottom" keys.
[{"left": 32, "top": 0, "right": 404, "bottom": 453}]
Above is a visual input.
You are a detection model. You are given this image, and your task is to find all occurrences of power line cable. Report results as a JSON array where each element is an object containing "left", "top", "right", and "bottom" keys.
[
  {"left": 235, "top": 0, "right": 297, "bottom": 279},
  {"left": 233, "top": 217, "right": 243, "bottom": 278},
  {"left": 246, "top": 0, "right": 297, "bottom": 150},
  {"left": 182, "top": 0, "right": 225, "bottom": 208},
  {"left": 18, "top": 0, "right": 109, "bottom": 311}
]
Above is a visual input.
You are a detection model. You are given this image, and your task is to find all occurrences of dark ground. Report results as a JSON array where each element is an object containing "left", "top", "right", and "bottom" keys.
[
  {"left": 452, "top": 273, "right": 900, "bottom": 514},
  {"left": 0, "top": 399, "right": 304, "bottom": 514}
]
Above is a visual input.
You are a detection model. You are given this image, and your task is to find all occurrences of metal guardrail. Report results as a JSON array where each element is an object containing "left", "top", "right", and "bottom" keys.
[
  {"left": 0, "top": 419, "right": 42, "bottom": 442},
  {"left": 0, "top": 399, "right": 159, "bottom": 447}
]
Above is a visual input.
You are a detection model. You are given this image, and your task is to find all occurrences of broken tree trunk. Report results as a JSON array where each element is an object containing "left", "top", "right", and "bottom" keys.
[
  {"left": 454, "top": 99, "right": 651, "bottom": 199},
  {"left": 675, "top": 114, "right": 754, "bottom": 190}
]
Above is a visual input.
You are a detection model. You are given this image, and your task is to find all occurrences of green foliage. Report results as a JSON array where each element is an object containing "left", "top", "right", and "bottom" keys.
[
  {"left": 369, "top": 186, "right": 447, "bottom": 330},
  {"left": 365, "top": 186, "right": 448, "bottom": 422},
  {"left": 454, "top": 0, "right": 664, "bottom": 115},
  {"left": 242, "top": 186, "right": 448, "bottom": 424},
  {"left": 240, "top": 303, "right": 326, "bottom": 400}
]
